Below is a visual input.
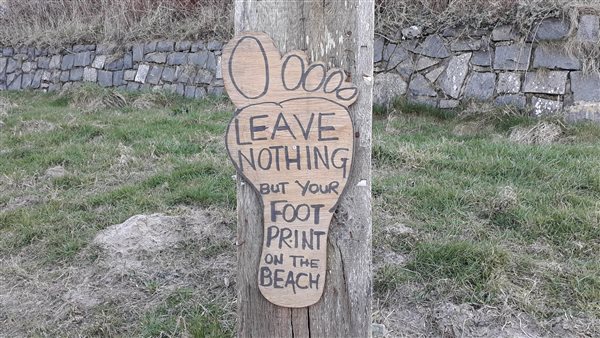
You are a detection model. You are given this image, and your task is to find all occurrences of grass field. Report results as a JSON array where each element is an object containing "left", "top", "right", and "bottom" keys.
[{"left": 0, "top": 88, "right": 599, "bottom": 336}]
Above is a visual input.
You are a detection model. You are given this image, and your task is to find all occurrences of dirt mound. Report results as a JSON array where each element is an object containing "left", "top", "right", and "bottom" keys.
[{"left": 0, "top": 208, "right": 236, "bottom": 336}]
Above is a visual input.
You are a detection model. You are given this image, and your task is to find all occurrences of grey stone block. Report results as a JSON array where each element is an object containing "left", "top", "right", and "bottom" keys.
[
  {"left": 61, "top": 54, "right": 75, "bottom": 70},
  {"left": 175, "top": 41, "right": 192, "bottom": 52},
  {"left": 533, "top": 45, "right": 580, "bottom": 70},
  {"left": 384, "top": 44, "right": 410, "bottom": 70},
  {"left": 577, "top": 15, "right": 599, "bottom": 42},
  {"left": 195, "top": 69, "right": 213, "bottom": 84},
  {"left": 207, "top": 40, "right": 223, "bottom": 51},
  {"left": 425, "top": 64, "right": 445, "bottom": 83},
  {"left": 21, "top": 73, "right": 33, "bottom": 89},
  {"left": 126, "top": 82, "right": 140, "bottom": 91},
  {"left": 161, "top": 66, "right": 176, "bottom": 82},
  {"left": 41, "top": 70, "right": 51, "bottom": 82},
  {"left": 373, "top": 38, "right": 384, "bottom": 63},
  {"left": 74, "top": 51, "right": 92, "bottom": 67},
  {"left": 206, "top": 53, "right": 217, "bottom": 72},
  {"left": 408, "top": 73, "right": 437, "bottom": 97},
  {"left": 471, "top": 50, "right": 492, "bottom": 67},
  {"left": 176, "top": 83, "right": 185, "bottom": 95},
  {"left": 495, "top": 94, "right": 526, "bottom": 109},
  {"left": 156, "top": 41, "right": 174, "bottom": 52},
  {"left": 167, "top": 52, "right": 188, "bottom": 65},
  {"left": 3, "top": 47, "right": 14, "bottom": 56},
  {"left": 22, "top": 61, "right": 35, "bottom": 72},
  {"left": 92, "top": 55, "right": 106, "bottom": 69},
  {"left": 208, "top": 85, "right": 224, "bottom": 96},
  {"left": 373, "top": 72, "right": 407, "bottom": 106},
  {"left": 97, "top": 70, "right": 113, "bottom": 87},
  {"left": 464, "top": 72, "right": 496, "bottom": 100},
  {"left": 497, "top": 73, "right": 521, "bottom": 94},
  {"left": 6, "top": 58, "right": 20, "bottom": 73},
  {"left": 123, "top": 52, "right": 133, "bottom": 69},
  {"left": 415, "top": 56, "right": 440, "bottom": 71},
  {"left": 195, "top": 87, "right": 207, "bottom": 99},
  {"left": 494, "top": 44, "right": 531, "bottom": 71},
  {"left": 96, "top": 43, "right": 116, "bottom": 54},
  {"left": 50, "top": 71, "right": 61, "bottom": 83},
  {"left": 571, "top": 71, "right": 600, "bottom": 102},
  {"left": 0, "top": 57, "right": 6, "bottom": 72},
  {"left": 418, "top": 34, "right": 450, "bottom": 58},
  {"left": 439, "top": 99, "right": 460, "bottom": 109},
  {"left": 60, "top": 71, "right": 70, "bottom": 82},
  {"left": 72, "top": 45, "right": 86, "bottom": 53},
  {"left": 407, "top": 95, "right": 437, "bottom": 107},
  {"left": 531, "top": 96, "right": 562, "bottom": 116},
  {"left": 184, "top": 85, "right": 197, "bottom": 98},
  {"left": 450, "top": 39, "right": 482, "bottom": 52},
  {"left": 395, "top": 59, "right": 415, "bottom": 79},
  {"left": 49, "top": 55, "right": 61, "bottom": 69},
  {"left": 7, "top": 74, "right": 21, "bottom": 90},
  {"left": 31, "top": 71, "right": 43, "bottom": 89},
  {"left": 523, "top": 71, "right": 568, "bottom": 94},
  {"left": 135, "top": 64, "right": 150, "bottom": 83},
  {"left": 491, "top": 25, "right": 518, "bottom": 41},
  {"left": 531, "top": 19, "right": 569, "bottom": 41},
  {"left": 144, "top": 41, "right": 157, "bottom": 54},
  {"left": 124, "top": 70, "right": 136, "bottom": 81},
  {"left": 83, "top": 67, "right": 97, "bottom": 82},
  {"left": 189, "top": 51, "right": 209, "bottom": 66},
  {"left": 439, "top": 53, "right": 471, "bottom": 99},
  {"left": 105, "top": 57, "right": 124, "bottom": 71},
  {"left": 37, "top": 57, "right": 50, "bottom": 69},
  {"left": 112, "top": 70, "right": 124, "bottom": 86},
  {"left": 70, "top": 67, "right": 84, "bottom": 81},
  {"left": 144, "top": 52, "right": 167, "bottom": 64},
  {"left": 176, "top": 66, "right": 196, "bottom": 84},
  {"left": 146, "top": 65, "right": 163, "bottom": 84},
  {"left": 133, "top": 44, "right": 144, "bottom": 62},
  {"left": 191, "top": 41, "right": 205, "bottom": 52}
]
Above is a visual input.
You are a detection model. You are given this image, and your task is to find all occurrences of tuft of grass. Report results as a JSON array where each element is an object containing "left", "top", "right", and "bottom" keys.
[{"left": 141, "top": 288, "right": 233, "bottom": 337}]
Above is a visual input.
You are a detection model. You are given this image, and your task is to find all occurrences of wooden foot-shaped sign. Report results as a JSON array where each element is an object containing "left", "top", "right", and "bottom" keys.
[{"left": 223, "top": 32, "right": 357, "bottom": 308}]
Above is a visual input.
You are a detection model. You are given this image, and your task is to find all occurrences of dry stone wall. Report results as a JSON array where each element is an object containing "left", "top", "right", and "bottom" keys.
[
  {"left": 1, "top": 14, "right": 600, "bottom": 122},
  {"left": 374, "top": 14, "right": 600, "bottom": 122},
  {"left": 0, "top": 40, "right": 225, "bottom": 99}
]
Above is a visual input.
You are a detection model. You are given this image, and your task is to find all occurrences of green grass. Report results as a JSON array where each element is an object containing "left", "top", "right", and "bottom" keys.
[
  {"left": 373, "top": 101, "right": 600, "bottom": 320},
  {"left": 1, "top": 89, "right": 599, "bottom": 333}
]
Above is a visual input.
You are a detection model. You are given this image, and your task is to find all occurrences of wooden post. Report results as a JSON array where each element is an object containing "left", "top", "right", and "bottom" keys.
[{"left": 232, "top": 1, "right": 373, "bottom": 337}]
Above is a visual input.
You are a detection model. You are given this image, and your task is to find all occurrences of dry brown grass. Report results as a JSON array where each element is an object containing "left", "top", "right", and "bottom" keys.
[
  {"left": 0, "top": 0, "right": 233, "bottom": 46},
  {"left": 375, "top": 0, "right": 600, "bottom": 40}
]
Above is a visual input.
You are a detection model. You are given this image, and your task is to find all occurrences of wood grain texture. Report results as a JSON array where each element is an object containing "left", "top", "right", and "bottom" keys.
[{"left": 232, "top": 1, "right": 373, "bottom": 336}]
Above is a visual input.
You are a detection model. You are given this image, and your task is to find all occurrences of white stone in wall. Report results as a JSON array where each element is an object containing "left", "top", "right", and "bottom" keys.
[
  {"left": 497, "top": 73, "right": 521, "bottom": 94},
  {"left": 531, "top": 96, "right": 562, "bottom": 116},
  {"left": 439, "top": 53, "right": 471, "bottom": 99},
  {"left": 523, "top": 71, "right": 568, "bottom": 95},
  {"left": 92, "top": 55, "right": 106, "bottom": 69},
  {"left": 135, "top": 64, "right": 150, "bottom": 83},
  {"left": 83, "top": 67, "right": 97, "bottom": 82}
]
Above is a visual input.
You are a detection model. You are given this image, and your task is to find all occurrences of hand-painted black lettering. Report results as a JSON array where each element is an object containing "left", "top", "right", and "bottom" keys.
[
  {"left": 235, "top": 118, "right": 252, "bottom": 145},
  {"left": 318, "top": 112, "right": 339, "bottom": 141},
  {"left": 250, "top": 114, "right": 268, "bottom": 141}
]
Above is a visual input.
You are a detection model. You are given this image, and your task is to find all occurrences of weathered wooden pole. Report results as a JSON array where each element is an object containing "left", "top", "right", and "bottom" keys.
[{"left": 232, "top": 1, "right": 373, "bottom": 336}]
